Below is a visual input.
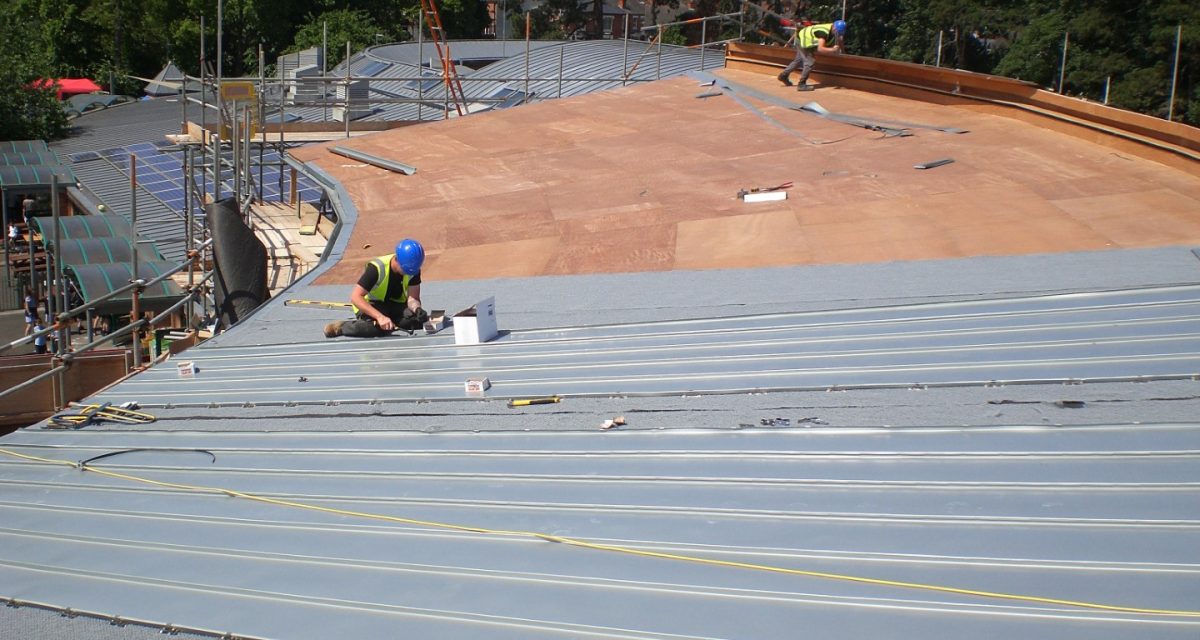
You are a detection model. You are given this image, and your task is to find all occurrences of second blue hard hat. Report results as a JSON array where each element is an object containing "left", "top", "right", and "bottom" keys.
[
  {"left": 833, "top": 20, "right": 847, "bottom": 35},
  {"left": 395, "top": 238, "right": 425, "bottom": 275}
]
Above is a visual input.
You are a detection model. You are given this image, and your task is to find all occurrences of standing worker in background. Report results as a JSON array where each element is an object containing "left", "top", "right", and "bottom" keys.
[
  {"left": 324, "top": 239, "right": 429, "bottom": 338},
  {"left": 23, "top": 287, "right": 38, "bottom": 336},
  {"left": 32, "top": 317, "right": 48, "bottom": 354},
  {"left": 778, "top": 20, "right": 846, "bottom": 91},
  {"left": 21, "top": 195, "right": 36, "bottom": 226}
]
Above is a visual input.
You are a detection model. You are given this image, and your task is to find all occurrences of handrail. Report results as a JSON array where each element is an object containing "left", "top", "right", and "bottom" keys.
[
  {"left": 0, "top": 363, "right": 69, "bottom": 403},
  {"left": 61, "top": 270, "right": 214, "bottom": 360},
  {"left": 0, "top": 239, "right": 213, "bottom": 356},
  {"left": 0, "top": 269, "right": 215, "bottom": 403},
  {"left": 641, "top": 10, "right": 743, "bottom": 32}
]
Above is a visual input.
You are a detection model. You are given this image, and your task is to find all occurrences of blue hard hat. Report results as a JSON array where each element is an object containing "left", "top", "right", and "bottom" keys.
[
  {"left": 394, "top": 238, "right": 425, "bottom": 275},
  {"left": 833, "top": 19, "right": 847, "bottom": 35}
]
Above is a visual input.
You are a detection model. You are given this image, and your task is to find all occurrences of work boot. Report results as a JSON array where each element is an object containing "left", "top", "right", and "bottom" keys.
[
  {"left": 796, "top": 83, "right": 814, "bottom": 92},
  {"left": 340, "top": 319, "right": 388, "bottom": 338},
  {"left": 323, "top": 321, "right": 344, "bottom": 338},
  {"left": 777, "top": 73, "right": 793, "bottom": 87}
]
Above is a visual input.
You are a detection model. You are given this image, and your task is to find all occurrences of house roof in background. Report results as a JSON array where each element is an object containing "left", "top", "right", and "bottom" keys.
[
  {"left": 279, "top": 40, "right": 725, "bottom": 123},
  {"left": 143, "top": 62, "right": 186, "bottom": 97}
]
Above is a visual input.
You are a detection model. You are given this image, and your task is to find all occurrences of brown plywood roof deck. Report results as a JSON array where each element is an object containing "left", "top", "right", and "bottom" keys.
[{"left": 294, "top": 66, "right": 1200, "bottom": 284}]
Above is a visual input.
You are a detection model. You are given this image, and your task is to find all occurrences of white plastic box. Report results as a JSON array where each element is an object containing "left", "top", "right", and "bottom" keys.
[
  {"left": 453, "top": 297, "right": 498, "bottom": 345},
  {"left": 464, "top": 377, "right": 491, "bottom": 395}
]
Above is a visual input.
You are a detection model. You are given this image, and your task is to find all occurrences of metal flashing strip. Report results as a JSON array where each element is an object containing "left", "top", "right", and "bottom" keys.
[
  {"left": 89, "top": 284, "right": 1200, "bottom": 408},
  {"left": 798, "top": 100, "right": 969, "bottom": 135},
  {"left": 329, "top": 146, "right": 417, "bottom": 176}
]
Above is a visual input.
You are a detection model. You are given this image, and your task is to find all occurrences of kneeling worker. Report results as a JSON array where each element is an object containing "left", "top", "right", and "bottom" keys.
[{"left": 324, "top": 238, "right": 429, "bottom": 338}]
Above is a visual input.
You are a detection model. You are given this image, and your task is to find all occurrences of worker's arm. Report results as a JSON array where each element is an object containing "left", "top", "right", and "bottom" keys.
[
  {"left": 817, "top": 35, "right": 841, "bottom": 53},
  {"left": 406, "top": 284, "right": 422, "bottom": 314},
  {"left": 350, "top": 284, "right": 396, "bottom": 332}
]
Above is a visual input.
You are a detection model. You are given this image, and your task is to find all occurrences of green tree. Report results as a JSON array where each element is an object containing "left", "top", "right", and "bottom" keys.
[
  {"left": 0, "top": 11, "right": 69, "bottom": 139},
  {"left": 291, "top": 9, "right": 389, "bottom": 67},
  {"left": 992, "top": 10, "right": 1065, "bottom": 83},
  {"left": 509, "top": 0, "right": 584, "bottom": 40}
]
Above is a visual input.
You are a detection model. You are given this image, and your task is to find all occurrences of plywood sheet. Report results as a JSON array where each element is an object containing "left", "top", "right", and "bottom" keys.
[{"left": 296, "top": 67, "right": 1200, "bottom": 285}]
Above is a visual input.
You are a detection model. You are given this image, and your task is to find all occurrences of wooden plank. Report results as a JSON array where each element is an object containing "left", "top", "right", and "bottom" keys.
[
  {"left": 726, "top": 42, "right": 1200, "bottom": 155},
  {"left": 298, "top": 203, "right": 320, "bottom": 236}
]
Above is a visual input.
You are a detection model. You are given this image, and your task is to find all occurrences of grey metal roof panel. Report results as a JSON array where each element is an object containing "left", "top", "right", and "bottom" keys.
[
  {"left": 50, "top": 102, "right": 193, "bottom": 262},
  {"left": 471, "top": 39, "right": 727, "bottom": 100},
  {"left": 369, "top": 39, "right": 565, "bottom": 66},
  {"left": 90, "top": 284, "right": 1200, "bottom": 407},
  {"left": 1, "top": 423, "right": 1197, "bottom": 639},
  {"left": 289, "top": 40, "right": 725, "bottom": 123},
  {"left": 51, "top": 99, "right": 184, "bottom": 155}
]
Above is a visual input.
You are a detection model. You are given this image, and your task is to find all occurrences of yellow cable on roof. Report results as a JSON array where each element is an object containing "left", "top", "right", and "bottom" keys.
[{"left": 2, "top": 446, "right": 1198, "bottom": 618}]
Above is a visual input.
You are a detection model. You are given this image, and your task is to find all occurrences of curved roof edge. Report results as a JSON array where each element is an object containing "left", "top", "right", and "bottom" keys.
[
  {"left": 727, "top": 42, "right": 1200, "bottom": 169},
  {"left": 364, "top": 39, "right": 565, "bottom": 67}
]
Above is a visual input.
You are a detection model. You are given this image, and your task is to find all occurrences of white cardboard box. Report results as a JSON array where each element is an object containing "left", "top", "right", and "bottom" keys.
[
  {"left": 423, "top": 309, "right": 447, "bottom": 334},
  {"left": 453, "top": 297, "right": 498, "bottom": 345},
  {"left": 177, "top": 361, "right": 198, "bottom": 378},
  {"left": 464, "top": 376, "right": 491, "bottom": 395}
]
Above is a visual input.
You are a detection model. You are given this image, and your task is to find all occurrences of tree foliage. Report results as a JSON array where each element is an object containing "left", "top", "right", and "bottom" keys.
[
  {"left": 0, "top": 3, "right": 70, "bottom": 139},
  {"left": 0, "top": 0, "right": 1196, "bottom": 138}
]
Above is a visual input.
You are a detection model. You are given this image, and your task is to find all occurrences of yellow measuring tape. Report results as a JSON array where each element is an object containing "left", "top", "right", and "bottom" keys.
[{"left": 2, "top": 446, "right": 1197, "bottom": 618}]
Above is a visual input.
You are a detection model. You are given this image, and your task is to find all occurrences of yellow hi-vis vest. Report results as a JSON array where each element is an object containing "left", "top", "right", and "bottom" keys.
[
  {"left": 352, "top": 254, "right": 412, "bottom": 313},
  {"left": 797, "top": 23, "right": 834, "bottom": 49}
]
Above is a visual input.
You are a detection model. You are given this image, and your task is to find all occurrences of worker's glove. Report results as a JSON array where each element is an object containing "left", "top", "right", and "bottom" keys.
[
  {"left": 401, "top": 308, "right": 429, "bottom": 322},
  {"left": 398, "top": 308, "right": 428, "bottom": 333}
]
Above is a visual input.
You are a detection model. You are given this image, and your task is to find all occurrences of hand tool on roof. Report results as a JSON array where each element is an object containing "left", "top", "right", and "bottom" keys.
[
  {"left": 913, "top": 158, "right": 955, "bottom": 169},
  {"left": 507, "top": 396, "right": 561, "bottom": 408},
  {"left": 738, "top": 182, "right": 793, "bottom": 198}
]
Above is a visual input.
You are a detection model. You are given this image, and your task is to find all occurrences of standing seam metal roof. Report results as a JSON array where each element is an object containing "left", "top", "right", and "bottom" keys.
[
  {"left": 283, "top": 40, "right": 726, "bottom": 123},
  {"left": 50, "top": 99, "right": 193, "bottom": 262},
  {"left": 90, "top": 283, "right": 1200, "bottom": 407},
  {"left": 1, "top": 422, "right": 1198, "bottom": 639}
]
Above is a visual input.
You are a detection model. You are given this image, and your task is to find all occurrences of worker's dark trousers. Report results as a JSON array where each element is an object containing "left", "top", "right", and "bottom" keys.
[
  {"left": 780, "top": 47, "right": 817, "bottom": 84},
  {"left": 339, "top": 302, "right": 427, "bottom": 338}
]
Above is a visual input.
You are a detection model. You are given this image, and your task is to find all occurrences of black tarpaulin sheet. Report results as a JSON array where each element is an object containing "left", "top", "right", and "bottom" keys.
[{"left": 208, "top": 197, "right": 268, "bottom": 328}]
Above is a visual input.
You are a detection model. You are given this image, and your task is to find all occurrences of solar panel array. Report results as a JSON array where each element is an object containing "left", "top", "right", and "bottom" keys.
[{"left": 69, "top": 142, "right": 323, "bottom": 214}]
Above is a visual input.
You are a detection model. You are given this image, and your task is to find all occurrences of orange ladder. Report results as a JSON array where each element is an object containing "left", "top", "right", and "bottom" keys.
[{"left": 419, "top": 0, "right": 468, "bottom": 117}]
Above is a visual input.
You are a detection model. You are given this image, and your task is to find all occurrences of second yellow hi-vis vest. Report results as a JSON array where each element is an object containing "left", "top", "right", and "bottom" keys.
[
  {"left": 797, "top": 23, "right": 834, "bottom": 49},
  {"left": 352, "top": 254, "right": 412, "bottom": 313}
]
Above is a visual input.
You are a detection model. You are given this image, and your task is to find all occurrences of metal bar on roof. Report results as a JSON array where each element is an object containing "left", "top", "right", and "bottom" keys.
[
  {"left": 130, "top": 154, "right": 142, "bottom": 368},
  {"left": 1, "top": 192, "right": 8, "bottom": 291},
  {"left": 328, "top": 146, "right": 416, "bottom": 176},
  {"left": 50, "top": 174, "right": 66, "bottom": 410},
  {"left": 141, "top": 239, "right": 213, "bottom": 289},
  {"left": 0, "top": 319, "right": 61, "bottom": 355}
]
